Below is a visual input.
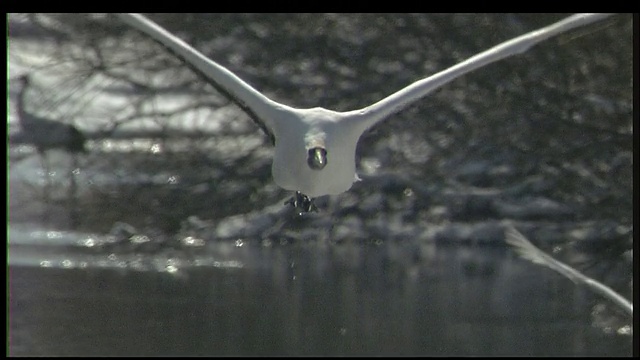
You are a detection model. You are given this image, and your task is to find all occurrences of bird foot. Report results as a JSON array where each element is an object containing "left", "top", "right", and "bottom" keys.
[{"left": 284, "top": 191, "right": 318, "bottom": 214}]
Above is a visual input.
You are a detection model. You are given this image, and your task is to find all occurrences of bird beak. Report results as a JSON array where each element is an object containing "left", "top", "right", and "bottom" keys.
[{"left": 307, "top": 147, "right": 327, "bottom": 170}]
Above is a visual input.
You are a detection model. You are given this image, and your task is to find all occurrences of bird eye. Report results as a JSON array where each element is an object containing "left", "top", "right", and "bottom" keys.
[{"left": 307, "top": 147, "right": 327, "bottom": 170}]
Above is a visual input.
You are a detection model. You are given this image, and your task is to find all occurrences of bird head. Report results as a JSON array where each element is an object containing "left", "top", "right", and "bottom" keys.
[
  {"left": 15, "top": 74, "right": 31, "bottom": 87},
  {"left": 304, "top": 127, "right": 328, "bottom": 170},
  {"left": 307, "top": 147, "right": 327, "bottom": 170}
]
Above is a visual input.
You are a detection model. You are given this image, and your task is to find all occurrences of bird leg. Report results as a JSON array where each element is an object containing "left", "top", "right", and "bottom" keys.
[
  {"left": 68, "top": 154, "right": 81, "bottom": 228},
  {"left": 284, "top": 191, "right": 318, "bottom": 214},
  {"left": 37, "top": 149, "right": 51, "bottom": 191},
  {"left": 37, "top": 149, "right": 53, "bottom": 223}
]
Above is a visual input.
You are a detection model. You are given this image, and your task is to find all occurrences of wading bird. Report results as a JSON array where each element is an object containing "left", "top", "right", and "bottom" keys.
[
  {"left": 12, "top": 74, "right": 88, "bottom": 223},
  {"left": 117, "top": 13, "right": 611, "bottom": 209},
  {"left": 13, "top": 74, "right": 87, "bottom": 161}
]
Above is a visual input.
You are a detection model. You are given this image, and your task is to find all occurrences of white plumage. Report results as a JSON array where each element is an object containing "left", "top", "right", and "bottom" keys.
[
  {"left": 117, "top": 13, "right": 611, "bottom": 198},
  {"left": 504, "top": 225, "right": 632, "bottom": 316}
]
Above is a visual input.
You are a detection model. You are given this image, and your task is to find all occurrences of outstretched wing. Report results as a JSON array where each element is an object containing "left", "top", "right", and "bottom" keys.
[
  {"left": 504, "top": 225, "right": 632, "bottom": 316},
  {"left": 117, "top": 14, "right": 282, "bottom": 144},
  {"left": 349, "top": 14, "right": 613, "bottom": 132}
]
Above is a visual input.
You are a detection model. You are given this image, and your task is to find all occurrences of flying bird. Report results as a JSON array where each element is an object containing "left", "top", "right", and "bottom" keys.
[{"left": 117, "top": 13, "right": 612, "bottom": 201}]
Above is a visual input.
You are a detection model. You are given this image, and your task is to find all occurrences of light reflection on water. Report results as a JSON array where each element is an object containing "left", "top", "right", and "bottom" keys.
[
  {"left": 8, "top": 230, "right": 632, "bottom": 356},
  {"left": 7, "top": 13, "right": 632, "bottom": 356}
]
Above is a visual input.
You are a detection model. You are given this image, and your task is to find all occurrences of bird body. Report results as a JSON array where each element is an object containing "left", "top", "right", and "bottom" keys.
[
  {"left": 117, "top": 13, "right": 612, "bottom": 198},
  {"left": 269, "top": 106, "right": 362, "bottom": 196},
  {"left": 17, "top": 113, "right": 86, "bottom": 153},
  {"left": 14, "top": 75, "right": 87, "bottom": 154}
]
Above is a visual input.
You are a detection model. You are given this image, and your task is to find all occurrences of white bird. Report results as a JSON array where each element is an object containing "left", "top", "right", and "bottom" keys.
[{"left": 117, "top": 13, "right": 612, "bottom": 199}]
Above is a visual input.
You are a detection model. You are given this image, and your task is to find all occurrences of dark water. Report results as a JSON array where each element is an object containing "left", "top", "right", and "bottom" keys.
[
  {"left": 8, "top": 240, "right": 632, "bottom": 356},
  {"left": 7, "top": 14, "right": 633, "bottom": 356}
]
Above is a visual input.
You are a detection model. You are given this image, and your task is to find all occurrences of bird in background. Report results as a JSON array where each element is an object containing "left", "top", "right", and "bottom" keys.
[
  {"left": 117, "top": 13, "right": 611, "bottom": 207},
  {"left": 11, "top": 74, "right": 88, "bottom": 222},
  {"left": 13, "top": 74, "right": 87, "bottom": 158}
]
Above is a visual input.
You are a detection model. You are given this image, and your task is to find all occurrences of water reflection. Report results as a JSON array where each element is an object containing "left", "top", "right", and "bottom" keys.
[
  {"left": 7, "top": 13, "right": 632, "bottom": 357},
  {"left": 8, "top": 239, "right": 631, "bottom": 356}
]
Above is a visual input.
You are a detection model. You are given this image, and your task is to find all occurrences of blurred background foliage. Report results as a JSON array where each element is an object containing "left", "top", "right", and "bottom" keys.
[
  {"left": 8, "top": 13, "right": 632, "bottom": 232},
  {"left": 7, "top": 12, "right": 633, "bottom": 348}
]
